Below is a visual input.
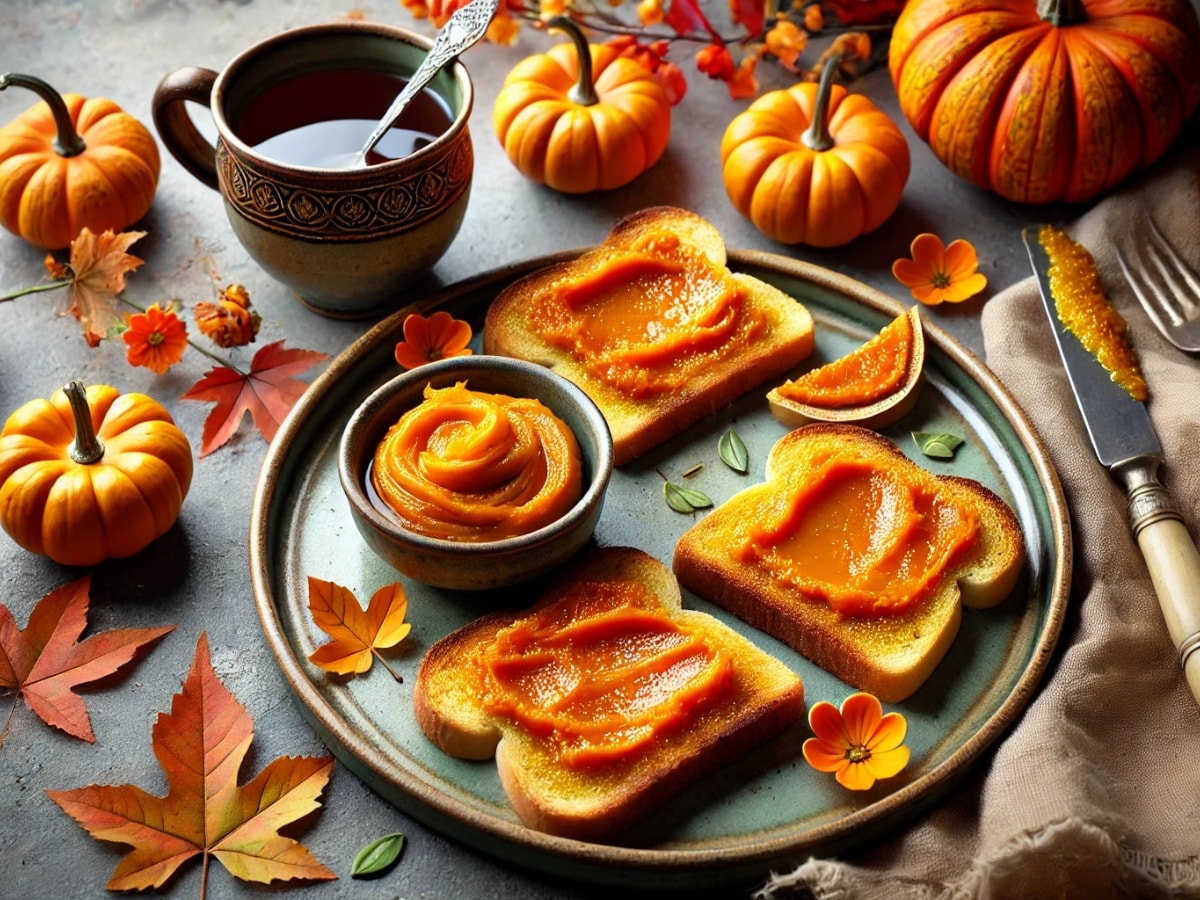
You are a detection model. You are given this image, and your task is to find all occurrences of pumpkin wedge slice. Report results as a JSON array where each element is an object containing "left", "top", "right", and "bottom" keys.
[{"left": 768, "top": 307, "right": 924, "bottom": 430}]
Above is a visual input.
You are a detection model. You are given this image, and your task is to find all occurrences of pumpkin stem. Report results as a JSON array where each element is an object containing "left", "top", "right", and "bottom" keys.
[
  {"left": 0, "top": 73, "right": 87, "bottom": 158},
  {"left": 547, "top": 16, "right": 599, "bottom": 107},
  {"left": 800, "top": 55, "right": 843, "bottom": 153},
  {"left": 1038, "top": 0, "right": 1086, "bottom": 25},
  {"left": 64, "top": 381, "right": 105, "bottom": 465}
]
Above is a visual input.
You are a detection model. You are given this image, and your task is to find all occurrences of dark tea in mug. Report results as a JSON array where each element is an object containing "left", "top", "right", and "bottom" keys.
[{"left": 234, "top": 67, "right": 453, "bottom": 167}]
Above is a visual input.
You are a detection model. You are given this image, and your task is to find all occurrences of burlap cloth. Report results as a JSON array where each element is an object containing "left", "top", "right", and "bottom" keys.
[{"left": 761, "top": 146, "right": 1200, "bottom": 899}]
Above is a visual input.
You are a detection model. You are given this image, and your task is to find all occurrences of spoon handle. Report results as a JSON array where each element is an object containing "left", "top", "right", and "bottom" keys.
[{"left": 356, "top": 0, "right": 499, "bottom": 162}]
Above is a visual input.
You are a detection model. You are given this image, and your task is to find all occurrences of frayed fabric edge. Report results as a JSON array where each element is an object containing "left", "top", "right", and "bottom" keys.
[{"left": 755, "top": 819, "right": 1200, "bottom": 900}]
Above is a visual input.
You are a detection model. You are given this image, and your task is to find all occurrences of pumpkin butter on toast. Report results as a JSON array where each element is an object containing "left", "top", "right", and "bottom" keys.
[
  {"left": 673, "top": 424, "right": 1025, "bottom": 703},
  {"left": 483, "top": 207, "right": 815, "bottom": 466},
  {"left": 413, "top": 546, "right": 805, "bottom": 842}
]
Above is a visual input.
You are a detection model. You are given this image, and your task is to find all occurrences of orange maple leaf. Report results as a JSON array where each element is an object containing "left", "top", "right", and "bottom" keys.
[
  {"left": 180, "top": 340, "right": 328, "bottom": 456},
  {"left": 47, "top": 633, "right": 336, "bottom": 893},
  {"left": 307, "top": 577, "right": 412, "bottom": 681},
  {"left": 0, "top": 576, "right": 173, "bottom": 743},
  {"left": 64, "top": 228, "right": 147, "bottom": 347}
]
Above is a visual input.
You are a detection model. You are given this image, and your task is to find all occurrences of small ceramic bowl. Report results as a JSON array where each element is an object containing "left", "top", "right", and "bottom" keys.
[{"left": 339, "top": 356, "right": 614, "bottom": 590}]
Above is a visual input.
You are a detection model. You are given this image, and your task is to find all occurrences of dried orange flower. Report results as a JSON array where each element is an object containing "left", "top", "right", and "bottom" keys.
[
  {"left": 393, "top": 310, "right": 473, "bottom": 370},
  {"left": 802, "top": 692, "right": 910, "bottom": 791},
  {"left": 487, "top": 10, "right": 521, "bottom": 45},
  {"left": 43, "top": 253, "right": 69, "bottom": 280},
  {"left": 728, "top": 53, "right": 761, "bottom": 99},
  {"left": 892, "top": 233, "right": 988, "bottom": 306},
  {"left": 636, "top": 0, "right": 664, "bottom": 25},
  {"left": 194, "top": 283, "right": 262, "bottom": 348},
  {"left": 766, "top": 19, "right": 807, "bottom": 71},
  {"left": 122, "top": 302, "right": 188, "bottom": 375},
  {"left": 696, "top": 42, "right": 736, "bottom": 81}
]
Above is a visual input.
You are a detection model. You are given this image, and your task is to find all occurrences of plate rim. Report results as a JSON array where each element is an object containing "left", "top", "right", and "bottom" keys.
[{"left": 248, "top": 247, "right": 1072, "bottom": 885}]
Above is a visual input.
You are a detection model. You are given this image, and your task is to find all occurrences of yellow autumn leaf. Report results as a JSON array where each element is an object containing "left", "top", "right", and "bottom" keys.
[{"left": 306, "top": 578, "right": 411, "bottom": 680}]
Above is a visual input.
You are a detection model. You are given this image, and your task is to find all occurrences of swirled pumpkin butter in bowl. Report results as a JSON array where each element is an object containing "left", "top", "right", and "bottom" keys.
[{"left": 339, "top": 356, "right": 613, "bottom": 590}]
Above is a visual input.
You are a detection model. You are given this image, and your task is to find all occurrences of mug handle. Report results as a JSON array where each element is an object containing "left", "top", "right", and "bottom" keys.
[{"left": 152, "top": 67, "right": 220, "bottom": 191}]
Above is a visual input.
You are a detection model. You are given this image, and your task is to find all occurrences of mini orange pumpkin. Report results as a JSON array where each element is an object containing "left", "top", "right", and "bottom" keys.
[
  {"left": 888, "top": 0, "right": 1200, "bottom": 204},
  {"left": 0, "top": 73, "right": 161, "bottom": 250},
  {"left": 493, "top": 16, "right": 671, "bottom": 193},
  {"left": 720, "top": 57, "right": 911, "bottom": 247},
  {"left": 0, "top": 382, "right": 192, "bottom": 567}
]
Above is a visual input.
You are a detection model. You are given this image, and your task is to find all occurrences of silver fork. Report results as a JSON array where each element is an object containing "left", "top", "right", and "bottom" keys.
[{"left": 1116, "top": 215, "right": 1200, "bottom": 353}]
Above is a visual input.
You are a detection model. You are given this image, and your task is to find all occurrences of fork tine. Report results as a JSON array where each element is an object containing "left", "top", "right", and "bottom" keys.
[
  {"left": 1117, "top": 241, "right": 1180, "bottom": 336},
  {"left": 1144, "top": 215, "right": 1200, "bottom": 317},
  {"left": 1116, "top": 215, "right": 1200, "bottom": 353}
]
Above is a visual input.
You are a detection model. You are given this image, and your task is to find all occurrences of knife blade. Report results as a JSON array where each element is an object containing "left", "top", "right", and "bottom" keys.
[{"left": 1023, "top": 226, "right": 1200, "bottom": 707}]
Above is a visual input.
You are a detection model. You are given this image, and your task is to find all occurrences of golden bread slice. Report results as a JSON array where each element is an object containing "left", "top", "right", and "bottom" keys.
[
  {"left": 672, "top": 424, "right": 1024, "bottom": 703},
  {"left": 413, "top": 546, "right": 805, "bottom": 842},
  {"left": 483, "top": 206, "right": 815, "bottom": 465}
]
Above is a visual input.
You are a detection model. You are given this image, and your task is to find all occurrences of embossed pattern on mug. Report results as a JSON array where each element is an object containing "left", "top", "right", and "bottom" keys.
[{"left": 217, "top": 137, "right": 472, "bottom": 239}]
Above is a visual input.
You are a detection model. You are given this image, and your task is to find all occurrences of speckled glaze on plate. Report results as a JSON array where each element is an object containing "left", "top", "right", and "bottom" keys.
[{"left": 249, "top": 250, "right": 1071, "bottom": 890}]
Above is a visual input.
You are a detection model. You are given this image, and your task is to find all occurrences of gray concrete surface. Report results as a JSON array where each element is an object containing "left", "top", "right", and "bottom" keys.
[{"left": 0, "top": 1, "right": 1178, "bottom": 897}]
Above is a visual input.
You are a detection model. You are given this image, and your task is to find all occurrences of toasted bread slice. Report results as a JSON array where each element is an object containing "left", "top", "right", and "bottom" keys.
[
  {"left": 483, "top": 207, "right": 815, "bottom": 466},
  {"left": 672, "top": 424, "right": 1024, "bottom": 703},
  {"left": 413, "top": 546, "right": 805, "bottom": 842}
]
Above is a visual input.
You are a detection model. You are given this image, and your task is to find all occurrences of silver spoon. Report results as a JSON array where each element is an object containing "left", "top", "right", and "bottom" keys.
[{"left": 335, "top": 0, "right": 499, "bottom": 168}]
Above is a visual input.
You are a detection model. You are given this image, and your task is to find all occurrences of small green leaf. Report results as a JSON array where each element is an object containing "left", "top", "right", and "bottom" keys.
[
  {"left": 664, "top": 481, "right": 713, "bottom": 513},
  {"left": 351, "top": 832, "right": 406, "bottom": 878},
  {"left": 912, "top": 431, "right": 964, "bottom": 459},
  {"left": 718, "top": 428, "right": 749, "bottom": 473}
]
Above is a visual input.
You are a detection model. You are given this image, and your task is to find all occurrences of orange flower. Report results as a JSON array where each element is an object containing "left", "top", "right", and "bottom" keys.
[
  {"left": 804, "top": 3, "right": 825, "bottom": 31},
  {"left": 766, "top": 19, "right": 807, "bottom": 71},
  {"left": 892, "top": 233, "right": 988, "bottom": 305},
  {"left": 122, "top": 303, "right": 188, "bottom": 375},
  {"left": 637, "top": 0, "right": 665, "bottom": 25},
  {"left": 802, "top": 692, "right": 910, "bottom": 790},
  {"left": 194, "top": 283, "right": 261, "bottom": 348},
  {"left": 696, "top": 42, "right": 736, "bottom": 81},
  {"left": 727, "top": 53, "right": 760, "bottom": 99},
  {"left": 43, "top": 253, "right": 69, "bottom": 280},
  {"left": 487, "top": 9, "right": 521, "bottom": 45},
  {"left": 393, "top": 310, "right": 473, "bottom": 370}
]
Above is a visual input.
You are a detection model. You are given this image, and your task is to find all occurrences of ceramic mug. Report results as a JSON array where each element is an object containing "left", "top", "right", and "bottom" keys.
[{"left": 152, "top": 21, "right": 474, "bottom": 319}]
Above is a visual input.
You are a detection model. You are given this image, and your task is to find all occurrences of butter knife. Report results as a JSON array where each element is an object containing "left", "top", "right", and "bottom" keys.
[{"left": 1023, "top": 227, "right": 1200, "bottom": 706}]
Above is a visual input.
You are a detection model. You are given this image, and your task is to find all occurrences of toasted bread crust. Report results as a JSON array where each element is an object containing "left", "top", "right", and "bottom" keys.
[
  {"left": 483, "top": 207, "right": 815, "bottom": 465},
  {"left": 413, "top": 546, "right": 805, "bottom": 841},
  {"left": 672, "top": 424, "right": 1025, "bottom": 703}
]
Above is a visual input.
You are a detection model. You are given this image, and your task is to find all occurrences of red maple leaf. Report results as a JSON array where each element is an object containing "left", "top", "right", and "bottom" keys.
[
  {"left": 666, "top": 0, "right": 721, "bottom": 40},
  {"left": 0, "top": 577, "right": 174, "bottom": 743},
  {"left": 47, "top": 633, "right": 336, "bottom": 893},
  {"left": 181, "top": 340, "right": 328, "bottom": 456},
  {"left": 727, "top": 0, "right": 765, "bottom": 36},
  {"left": 823, "top": 0, "right": 905, "bottom": 25}
]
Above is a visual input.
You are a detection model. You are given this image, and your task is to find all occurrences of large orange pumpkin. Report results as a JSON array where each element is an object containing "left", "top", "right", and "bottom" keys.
[
  {"left": 493, "top": 16, "right": 671, "bottom": 193},
  {"left": 888, "top": 0, "right": 1200, "bottom": 204},
  {"left": 0, "top": 73, "right": 161, "bottom": 250},
  {"left": 0, "top": 382, "right": 192, "bottom": 567}
]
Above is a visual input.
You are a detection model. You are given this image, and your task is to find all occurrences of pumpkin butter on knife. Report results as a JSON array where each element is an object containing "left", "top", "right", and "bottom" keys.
[{"left": 484, "top": 207, "right": 816, "bottom": 465}]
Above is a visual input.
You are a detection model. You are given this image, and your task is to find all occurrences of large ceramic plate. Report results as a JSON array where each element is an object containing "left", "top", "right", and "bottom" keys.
[{"left": 249, "top": 250, "right": 1071, "bottom": 890}]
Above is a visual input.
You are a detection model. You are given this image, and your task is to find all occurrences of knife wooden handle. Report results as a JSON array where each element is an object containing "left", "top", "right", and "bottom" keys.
[{"left": 1127, "top": 476, "right": 1200, "bottom": 708}]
